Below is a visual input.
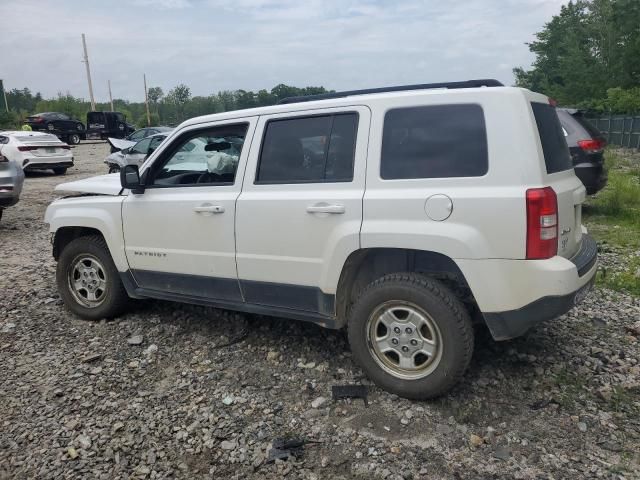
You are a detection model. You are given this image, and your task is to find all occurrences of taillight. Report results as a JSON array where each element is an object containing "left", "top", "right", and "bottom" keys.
[
  {"left": 548, "top": 98, "right": 558, "bottom": 107},
  {"left": 526, "top": 187, "right": 558, "bottom": 259},
  {"left": 577, "top": 139, "right": 605, "bottom": 152},
  {"left": 17, "top": 146, "right": 37, "bottom": 152},
  {"left": 60, "top": 145, "right": 71, "bottom": 150}
]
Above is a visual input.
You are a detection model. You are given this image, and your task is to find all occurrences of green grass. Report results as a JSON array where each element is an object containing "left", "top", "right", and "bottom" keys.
[{"left": 583, "top": 149, "right": 640, "bottom": 296}]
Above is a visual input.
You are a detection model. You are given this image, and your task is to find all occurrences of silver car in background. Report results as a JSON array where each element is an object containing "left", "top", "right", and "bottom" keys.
[
  {"left": 104, "top": 132, "right": 169, "bottom": 173},
  {"left": 0, "top": 142, "right": 25, "bottom": 222}
]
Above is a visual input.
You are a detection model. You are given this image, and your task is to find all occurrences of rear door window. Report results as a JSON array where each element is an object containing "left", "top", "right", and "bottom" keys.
[
  {"left": 256, "top": 113, "right": 358, "bottom": 184},
  {"left": 531, "top": 103, "right": 572, "bottom": 174},
  {"left": 380, "top": 104, "right": 488, "bottom": 179}
]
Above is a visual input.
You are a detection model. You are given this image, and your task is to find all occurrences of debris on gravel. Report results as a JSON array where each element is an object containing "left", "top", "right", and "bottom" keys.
[
  {"left": 0, "top": 143, "right": 639, "bottom": 479},
  {"left": 126, "top": 334, "right": 144, "bottom": 345}
]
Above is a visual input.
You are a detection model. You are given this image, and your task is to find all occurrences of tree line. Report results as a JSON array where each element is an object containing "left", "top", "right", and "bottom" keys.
[
  {"left": 0, "top": 84, "right": 330, "bottom": 129},
  {"left": 4, "top": 0, "right": 638, "bottom": 129},
  {"left": 514, "top": 0, "right": 640, "bottom": 114}
]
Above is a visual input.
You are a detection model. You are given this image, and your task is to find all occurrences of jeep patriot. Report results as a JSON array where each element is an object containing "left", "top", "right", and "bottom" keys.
[{"left": 45, "top": 79, "right": 598, "bottom": 398}]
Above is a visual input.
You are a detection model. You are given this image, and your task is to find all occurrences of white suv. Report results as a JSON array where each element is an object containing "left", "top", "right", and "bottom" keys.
[{"left": 45, "top": 80, "right": 598, "bottom": 399}]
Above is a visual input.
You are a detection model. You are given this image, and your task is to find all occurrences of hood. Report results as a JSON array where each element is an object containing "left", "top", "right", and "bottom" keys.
[
  {"left": 107, "top": 137, "right": 136, "bottom": 152},
  {"left": 55, "top": 174, "right": 123, "bottom": 196}
]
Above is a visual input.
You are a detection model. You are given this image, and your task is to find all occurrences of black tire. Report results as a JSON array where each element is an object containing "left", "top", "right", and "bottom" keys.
[
  {"left": 53, "top": 167, "right": 67, "bottom": 175},
  {"left": 56, "top": 235, "right": 130, "bottom": 320},
  {"left": 108, "top": 165, "right": 120, "bottom": 174},
  {"left": 347, "top": 273, "right": 474, "bottom": 399},
  {"left": 68, "top": 133, "right": 80, "bottom": 145}
]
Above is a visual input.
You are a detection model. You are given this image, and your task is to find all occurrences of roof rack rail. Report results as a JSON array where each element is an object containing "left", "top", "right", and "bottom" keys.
[{"left": 277, "top": 79, "right": 504, "bottom": 105}]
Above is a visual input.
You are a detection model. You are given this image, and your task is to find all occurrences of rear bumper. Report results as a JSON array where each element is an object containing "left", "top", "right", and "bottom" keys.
[
  {"left": 457, "top": 234, "right": 598, "bottom": 340},
  {"left": 482, "top": 276, "right": 595, "bottom": 340},
  {"left": 574, "top": 164, "right": 607, "bottom": 195},
  {"left": 23, "top": 157, "right": 73, "bottom": 171}
]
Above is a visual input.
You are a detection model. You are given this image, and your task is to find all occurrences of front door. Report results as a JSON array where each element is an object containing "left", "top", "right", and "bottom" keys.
[
  {"left": 122, "top": 119, "right": 256, "bottom": 301},
  {"left": 235, "top": 107, "right": 369, "bottom": 314}
]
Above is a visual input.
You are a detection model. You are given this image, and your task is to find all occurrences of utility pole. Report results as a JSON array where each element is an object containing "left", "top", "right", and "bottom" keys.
[
  {"left": 81, "top": 34, "right": 96, "bottom": 111},
  {"left": 108, "top": 80, "right": 114, "bottom": 111},
  {"left": 143, "top": 74, "right": 151, "bottom": 126},
  {"left": 0, "top": 79, "right": 8, "bottom": 112}
]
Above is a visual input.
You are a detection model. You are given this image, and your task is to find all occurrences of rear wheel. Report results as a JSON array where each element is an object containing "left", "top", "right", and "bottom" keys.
[
  {"left": 56, "top": 235, "right": 130, "bottom": 320},
  {"left": 53, "top": 167, "right": 67, "bottom": 175},
  {"left": 347, "top": 273, "right": 474, "bottom": 399}
]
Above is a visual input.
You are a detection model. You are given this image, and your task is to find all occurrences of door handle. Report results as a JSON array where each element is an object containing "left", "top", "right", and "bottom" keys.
[
  {"left": 306, "top": 203, "right": 345, "bottom": 214},
  {"left": 194, "top": 204, "right": 225, "bottom": 214}
]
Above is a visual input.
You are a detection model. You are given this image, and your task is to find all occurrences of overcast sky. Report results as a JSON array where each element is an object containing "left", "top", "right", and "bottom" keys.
[{"left": 0, "top": 0, "right": 567, "bottom": 102}]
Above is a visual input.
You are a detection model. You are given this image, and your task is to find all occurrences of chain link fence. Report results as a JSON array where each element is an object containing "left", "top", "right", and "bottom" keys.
[{"left": 586, "top": 115, "right": 640, "bottom": 150}]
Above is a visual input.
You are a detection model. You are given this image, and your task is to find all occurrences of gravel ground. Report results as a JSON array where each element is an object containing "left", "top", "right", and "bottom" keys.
[{"left": 1, "top": 142, "right": 639, "bottom": 479}]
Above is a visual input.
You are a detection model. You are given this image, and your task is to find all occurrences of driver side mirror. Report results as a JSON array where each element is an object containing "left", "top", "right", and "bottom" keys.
[{"left": 120, "top": 164, "right": 145, "bottom": 194}]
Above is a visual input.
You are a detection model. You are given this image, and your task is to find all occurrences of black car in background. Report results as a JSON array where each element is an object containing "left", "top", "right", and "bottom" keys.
[
  {"left": 23, "top": 112, "right": 85, "bottom": 145},
  {"left": 557, "top": 108, "right": 608, "bottom": 195},
  {"left": 86, "top": 111, "right": 135, "bottom": 140}
]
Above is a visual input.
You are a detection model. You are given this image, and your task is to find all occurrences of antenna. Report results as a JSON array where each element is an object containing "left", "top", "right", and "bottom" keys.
[{"left": 81, "top": 34, "right": 96, "bottom": 111}]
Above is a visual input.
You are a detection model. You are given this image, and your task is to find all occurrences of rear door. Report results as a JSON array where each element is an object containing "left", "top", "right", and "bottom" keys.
[
  {"left": 530, "top": 101, "right": 584, "bottom": 258},
  {"left": 235, "top": 106, "right": 369, "bottom": 313}
]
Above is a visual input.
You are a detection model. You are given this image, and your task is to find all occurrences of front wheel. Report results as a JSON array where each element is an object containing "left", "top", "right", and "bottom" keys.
[
  {"left": 56, "top": 235, "right": 130, "bottom": 320},
  {"left": 68, "top": 133, "right": 80, "bottom": 145},
  {"left": 347, "top": 273, "right": 474, "bottom": 399}
]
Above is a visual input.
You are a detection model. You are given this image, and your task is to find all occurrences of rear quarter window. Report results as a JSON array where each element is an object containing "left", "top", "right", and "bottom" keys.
[
  {"left": 531, "top": 103, "right": 572, "bottom": 174},
  {"left": 380, "top": 104, "right": 488, "bottom": 179}
]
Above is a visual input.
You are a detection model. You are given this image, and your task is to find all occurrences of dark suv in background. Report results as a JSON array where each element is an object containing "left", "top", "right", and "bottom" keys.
[
  {"left": 86, "top": 111, "right": 135, "bottom": 140},
  {"left": 557, "top": 108, "right": 607, "bottom": 195},
  {"left": 24, "top": 112, "right": 85, "bottom": 145}
]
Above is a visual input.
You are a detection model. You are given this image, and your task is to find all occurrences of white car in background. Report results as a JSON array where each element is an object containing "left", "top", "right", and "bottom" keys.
[{"left": 0, "top": 131, "right": 73, "bottom": 175}]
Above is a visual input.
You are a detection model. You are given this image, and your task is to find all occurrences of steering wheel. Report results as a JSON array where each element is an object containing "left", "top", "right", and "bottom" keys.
[{"left": 197, "top": 172, "right": 219, "bottom": 184}]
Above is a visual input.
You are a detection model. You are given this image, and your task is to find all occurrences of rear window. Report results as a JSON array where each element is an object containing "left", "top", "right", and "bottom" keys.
[
  {"left": 380, "top": 104, "right": 488, "bottom": 179},
  {"left": 571, "top": 112, "right": 603, "bottom": 138},
  {"left": 531, "top": 103, "right": 572, "bottom": 174},
  {"left": 87, "top": 112, "right": 104, "bottom": 122}
]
